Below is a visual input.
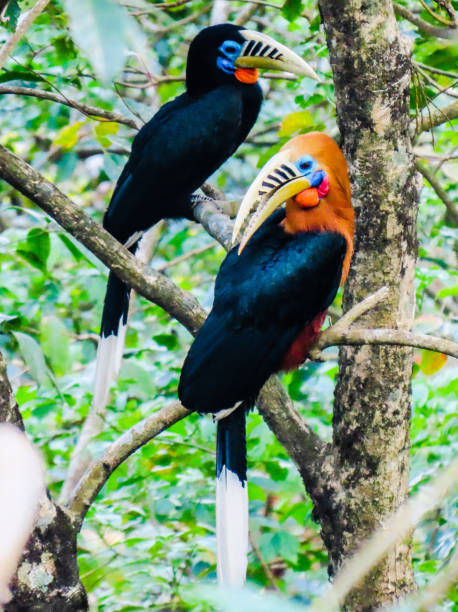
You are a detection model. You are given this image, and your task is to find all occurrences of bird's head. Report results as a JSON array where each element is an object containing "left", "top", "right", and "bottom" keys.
[
  {"left": 186, "top": 24, "right": 319, "bottom": 95},
  {"left": 232, "top": 132, "right": 354, "bottom": 279}
]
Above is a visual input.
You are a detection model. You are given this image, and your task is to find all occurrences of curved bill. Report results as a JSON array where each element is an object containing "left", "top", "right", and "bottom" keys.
[
  {"left": 236, "top": 30, "right": 320, "bottom": 81},
  {"left": 233, "top": 150, "right": 310, "bottom": 255}
]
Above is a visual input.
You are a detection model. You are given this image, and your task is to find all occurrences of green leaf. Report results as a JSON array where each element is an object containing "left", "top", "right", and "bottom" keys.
[
  {"left": 419, "top": 350, "right": 447, "bottom": 376},
  {"left": 94, "top": 121, "right": 119, "bottom": 147},
  {"left": 40, "top": 316, "right": 70, "bottom": 376},
  {"left": 13, "top": 332, "right": 49, "bottom": 385},
  {"left": 58, "top": 233, "right": 93, "bottom": 264},
  {"left": 273, "top": 531, "right": 300, "bottom": 563},
  {"left": 282, "top": 0, "right": 304, "bottom": 21},
  {"left": 437, "top": 284, "right": 458, "bottom": 299},
  {"left": 16, "top": 228, "right": 50, "bottom": 272},
  {"left": 278, "top": 110, "right": 313, "bottom": 137},
  {"left": 53, "top": 121, "right": 85, "bottom": 150},
  {"left": 119, "top": 361, "right": 155, "bottom": 397},
  {"left": 4, "top": 0, "right": 20, "bottom": 32},
  {"left": 0, "top": 70, "right": 44, "bottom": 84},
  {"left": 62, "top": 0, "right": 148, "bottom": 82}
]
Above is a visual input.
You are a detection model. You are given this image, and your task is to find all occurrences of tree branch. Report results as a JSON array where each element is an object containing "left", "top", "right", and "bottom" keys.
[
  {"left": 68, "top": 401, "right": 189, "bottom": 527},
  {"left": 313, "top": 327, "right": 458, "bottom": 359},
  {"left": 0, "top": 144, "right": 206, "bottom": 335},
  {"left": 413, "top": 100, "right": 458, "bottom": 134},
  {"left": 2, "top": 145, "right": 456, "bottom": 538},
  {"left": 0, "top": 86, "right": 139, "bottom": 129},
  {"left": 393, "top": 2, "right": 458, "bottom": 39},
  {"left": 415, "top": 159, "right": 458, "bottom": 226},
  {"left": 0, "top": 145, "right": 328, "bottom": 516}
]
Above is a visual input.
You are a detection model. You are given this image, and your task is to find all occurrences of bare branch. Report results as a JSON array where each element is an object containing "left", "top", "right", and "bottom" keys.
[
  {"left": 0, "top": 144, "right": 206, "bottom": 335},
  {"left": 234, "top": 3, "right": 259, "bottom": 26},
  {"left": 313, "top": 327, "right": 458, "bottom": 359},
  {"left": 68, "top": 401, "right": 190, "bottom": 527},
  {"left": 413, "top": 99, "right": 458, "bottom": 134},
  {"left": 3, "top": 146, "right": 456, "bottom": 539},
  {"left": 0, "top": 0, "right": 51, "bottom": 71},
  {"left": 0, "top": 86, "right": 139, "bottom": 129},
  {"left": 418, "top": 0, "right": 456, "bottom": 27},
  {"left": 415, "top": 159, "right": 458, "bottom": 226},
  {"left": 415, "top": 61, "right": 458, "bottom": 80},
  {"left": 327, "top": 287, "right": 389, "bottom": 332},
  {"left": 309, "top": 458, "right": 458, "bottom": 612},
  {"left": 393, "top": 3, "right": 458, "bottom": 39}
]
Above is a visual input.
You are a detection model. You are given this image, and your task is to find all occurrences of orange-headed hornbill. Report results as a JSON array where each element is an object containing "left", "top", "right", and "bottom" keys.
[
  {"left": 94, "top": 24, "right": 319, "bottom": 414},
  {"left": 178, "top": 132, "right": 354, "bottom": 586}
]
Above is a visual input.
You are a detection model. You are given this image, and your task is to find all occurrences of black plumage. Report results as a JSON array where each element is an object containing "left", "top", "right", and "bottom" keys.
[
  {"left": 178, "top": 209, "right": 346, "bottom": 414},
  {"left": 99, "top": 25, "right": 262, "bottom": 340}
]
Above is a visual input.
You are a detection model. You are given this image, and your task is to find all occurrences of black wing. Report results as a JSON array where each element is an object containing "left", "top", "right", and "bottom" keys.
[
  {"left": 103, "top": 86, "right": 246, "bottom": 243},
  {"left": 179, "top": 211, "right": 346, "bottom": 413}
]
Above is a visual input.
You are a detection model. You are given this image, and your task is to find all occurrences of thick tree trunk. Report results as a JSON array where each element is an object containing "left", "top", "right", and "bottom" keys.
[
  {"left": 317, "top": 1, "right": 420, "bottom": 609},
  {"left": 0, "top": 353, "right": 87, "bottom": 611}
]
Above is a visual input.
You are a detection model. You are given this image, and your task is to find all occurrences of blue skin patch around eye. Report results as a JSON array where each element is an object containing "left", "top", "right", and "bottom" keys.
[
  {"left": 295, "top": 157, "right": 327, "bottom": 188},
  {"left": 295, "top": 155, "right": 318, "bottom": 177},
  {"left": 217, "top": 40, "right": 242, "bottom": 74}
]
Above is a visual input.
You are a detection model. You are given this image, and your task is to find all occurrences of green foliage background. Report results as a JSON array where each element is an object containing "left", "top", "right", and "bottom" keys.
[{"left": 0, "top": 0, "right": 456, "bottom": 609}]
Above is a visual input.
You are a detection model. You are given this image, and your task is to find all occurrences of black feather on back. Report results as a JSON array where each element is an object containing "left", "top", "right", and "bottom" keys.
[{"left": 179, "top": 210, "right": 346, "bottom": 414}]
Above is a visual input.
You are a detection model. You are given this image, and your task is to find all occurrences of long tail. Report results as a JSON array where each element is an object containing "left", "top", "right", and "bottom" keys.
[
  {"left": 93, "top": 271, "right": 130, "bottom": 411},
  {"left": 216, "top": 405, "right": 248, "bottom": 587}
]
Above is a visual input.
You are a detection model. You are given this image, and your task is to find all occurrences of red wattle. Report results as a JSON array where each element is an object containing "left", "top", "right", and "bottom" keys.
[{"left": 317, "top": 175, "right": 330, "bottom": 199}]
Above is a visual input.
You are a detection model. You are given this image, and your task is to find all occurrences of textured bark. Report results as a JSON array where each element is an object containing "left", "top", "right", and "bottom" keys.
[
  {"left": 318, "top": 1, "right": 419, "bottom": 609},
  {"left": 5, "top": 497, "right": 87, "bottom": 612},
  {"left": 0, "top": 351, "right": 87, "bottom": 611}
]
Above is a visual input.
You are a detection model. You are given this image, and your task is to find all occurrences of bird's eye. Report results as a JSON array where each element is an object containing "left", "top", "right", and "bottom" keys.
[
  {"left": 296, "top": 156, "right": 317, "bottom": 174},
  {"left": 221, "top": 40, "right": 241, "bottom": 56}
]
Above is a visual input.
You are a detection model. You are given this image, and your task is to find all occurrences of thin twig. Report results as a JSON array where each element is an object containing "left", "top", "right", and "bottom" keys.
[
  {"left": 415, "top": 159, "right": 458, "bottom": 226},
  {"left": 67, "top": 402, "right": 190, "bottom": 527},
  {"left": 413, "top": 99, "right": 458, "bottom": 134},
  {"left": 157, "top": 243, "right": 216, "bottom": 271},
  {"left": 249, "top": 533, "right": 281, "bottom": 592},
  {"left": 0, "top": 85, "right": 139, "bottom": 129},
  {"left": 415, "top": 61, "right": 458, "bottom": 80},
  {"left": 418, "top": 0, "right": 456, "bottom": 27},
  {"left": 393, "top": 2, "right": 458, "bottom": 39}
]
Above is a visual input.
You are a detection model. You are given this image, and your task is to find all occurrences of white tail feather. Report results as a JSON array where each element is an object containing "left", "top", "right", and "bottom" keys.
[
  {"left": 93, "top": 319, "right": 127, "bottom": 412},
  {"left": 216, "top": 466, "right": 248, "bottom": 587}
]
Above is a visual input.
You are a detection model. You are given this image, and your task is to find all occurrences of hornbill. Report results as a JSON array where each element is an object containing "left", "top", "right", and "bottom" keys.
[
  {"left": 178, "top": 132, "right": 354, "bottom": 586},
  {"left": 94, "top": 23, "right": 319, "bottom": 414}
]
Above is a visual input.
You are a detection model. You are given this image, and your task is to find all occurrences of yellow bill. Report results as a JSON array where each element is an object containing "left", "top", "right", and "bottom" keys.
[{"left": 237, "top": 30, "right": 320, "bottom": 81}]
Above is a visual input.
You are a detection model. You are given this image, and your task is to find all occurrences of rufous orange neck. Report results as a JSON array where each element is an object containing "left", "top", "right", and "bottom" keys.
[{"left": 282, "top": 198, "right": 354, "bottom": 283}]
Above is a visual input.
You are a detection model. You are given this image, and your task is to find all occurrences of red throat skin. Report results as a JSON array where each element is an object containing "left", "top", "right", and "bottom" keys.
[{"left": 235, "top": 68, "right": 259, "bottom": 84}]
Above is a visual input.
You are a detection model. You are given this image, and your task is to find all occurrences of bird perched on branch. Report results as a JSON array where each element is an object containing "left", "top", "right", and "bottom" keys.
[
  {"left": 94, "top": 23, "right": 319, "bottom": 416},
  {"left": 179, "top": 132, "right": 354, "bottom": 587}
]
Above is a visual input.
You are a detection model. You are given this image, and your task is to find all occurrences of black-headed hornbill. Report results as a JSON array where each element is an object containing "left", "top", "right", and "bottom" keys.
[
  {"left": 94, "top": 23, "right": 319, "bottom": 414},
  {"left": 178, "top": 132, "right": 354, "bottom": 586}
]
